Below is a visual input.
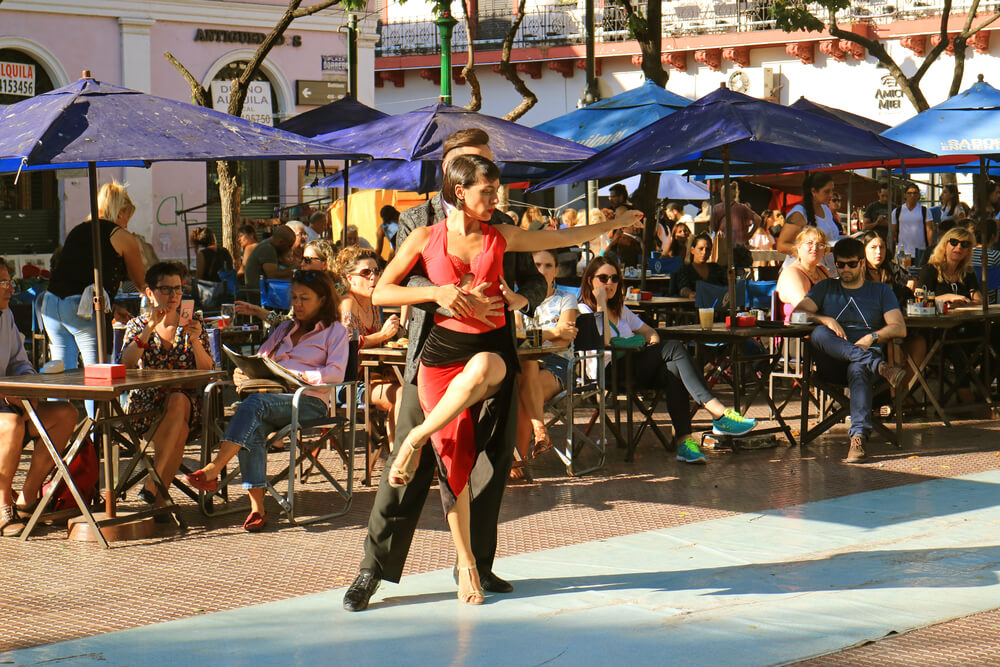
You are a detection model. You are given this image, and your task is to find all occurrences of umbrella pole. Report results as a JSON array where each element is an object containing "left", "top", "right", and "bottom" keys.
[
  {"left": 342, "top": 161, "right": 350, "bottom": 247},
  {"left": 88, "top": 163, "right": 107, "bottom": 365},
  {"left": 722, "top": 146, "right": 736, "bottom": 327},
  {"left": 980, "top": 157, "right": 991, "bottom": 406}
]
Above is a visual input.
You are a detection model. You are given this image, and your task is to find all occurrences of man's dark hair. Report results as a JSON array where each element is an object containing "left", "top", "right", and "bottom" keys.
[
  {"left": 877, "top": 183, "right": 889, "bottom": 192},
  {"left": 609, "top": 184, "right": 628, "bottom": 200},
  {"left": 441, "top": 154, "right": 501, "bottom": 206},
  {"left": 833, "top": 237, "right": 865, "bottom": 260},
  {"left": 977, "top": 217, "right": 997, "bottom": 244},
  {"left": 379, "top": 205, "right": 400, "bottom": 223},
  {"left": 145, "top": 261, "right": 186, "bottom": 289},
  {"left": 665, "top": 202, "right": 683, "bottom": 214},
  {"left": 442, "top": 128, "right": 490, "bottom": 161},
  {"left": 308, "top": 211, "right": 327, "bottom": 226},
  {"left": 270, "top": 224, "right": 295, "bottom": 250}
]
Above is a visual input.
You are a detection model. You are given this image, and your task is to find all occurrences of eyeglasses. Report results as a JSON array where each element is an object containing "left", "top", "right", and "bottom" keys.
[
  {"left": 350, "top": 268, "right": 381, "bottom": 279},
  {"left": 301, "top": 255, "right": 325, "bottom": 264},
  {"left": 948, "top": 238, "right": 972, "bottom": 249},
  {"left": 292, "top": 269, "right": 324, "bottom": 282},
  {"left": 297, "top": 232, "right": 309, "bottom": 238},
  {"left": 802, "top": 241, "right": 828, "bottom": 250},
  {"left": 595, "top": 274, "right": 621, "bottom": 284},
  {"left": 153, "top": 285, "right": 184, "bottom": 295},
  {"left": 834, "top": 259, "right": 861, "bottom": 269},
  {"left": 831, "top": 197, "right": 842, "bottom": 203},
  {"left": 0, "top": 280, "right": 13, "bottom": 290},
  {"left": 905, "top": 190, "right": 920, "bottom": 196}
]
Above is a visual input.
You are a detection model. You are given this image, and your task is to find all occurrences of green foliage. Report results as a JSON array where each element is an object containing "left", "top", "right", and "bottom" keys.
[
  {"left": 340, "top": 0, "right": 372, "bottom": 8},
  {"left": 771, "top": 0, "right": 850, "bottom": 33},
  {"left": 611, "top": 0, "right": 648, "bottom": 38}
]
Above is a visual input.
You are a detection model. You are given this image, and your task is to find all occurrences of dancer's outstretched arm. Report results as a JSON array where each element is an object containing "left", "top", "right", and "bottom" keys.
[{"left": 498, "top": 210, "right": 642, "bottom": 253}]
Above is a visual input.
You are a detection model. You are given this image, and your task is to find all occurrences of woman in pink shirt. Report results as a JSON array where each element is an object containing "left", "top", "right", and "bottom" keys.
[{"left": 183, "top": 270, "right": 349, "bottom": 533}]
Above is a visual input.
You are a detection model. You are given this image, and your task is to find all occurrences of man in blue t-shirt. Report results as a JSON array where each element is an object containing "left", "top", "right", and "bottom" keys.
[{"left": 794, "top": 237, "right": 908, "bottom": 464}]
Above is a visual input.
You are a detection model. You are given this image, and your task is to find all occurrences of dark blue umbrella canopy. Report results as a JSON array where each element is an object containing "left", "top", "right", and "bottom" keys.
[
  {"left": 530, "top": 87, "right": 935, "bottom": 191},
  {"left": 534, "top": 80, "right": 692, "bottom": 149},
  {"left": 789, "top": 97, "right": 890, "bottom": 134},
  {"left": 313, "top": 103, "right": 595, "bottom": 162},
  {"left": 881, "top": 76, "right": 1000, "bottom": 155},
  {"left": 0, "top": 76, "right": 367, "bottom": 173},
  {"left": 275, "top": 96, "right": 389, "bottom": 138},
  {"left": 310, "top": 159, "right": 560, "bottom": 193}
]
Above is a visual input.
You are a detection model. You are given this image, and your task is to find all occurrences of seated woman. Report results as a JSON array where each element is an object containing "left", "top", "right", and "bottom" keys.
[
  {"left": 183, "top": 270, "right": 349, "bottom": 532},
  {"left": 373, "top": 154, "right": 640, "bottom": 604},
  {"left": 578, "top": 256, "right": 756, "bottom": 465},
  {"left": 121, "top": 263, "right": 215, "bottom": 510},
  {"left": 512, "top": 249, "right": 578, "bottom": 479},
  {"left": 333, "top": 246, "right": 402, "bottom": 446},
  {"left": 918, "top": 227, "right": 985, "bottom": 406},
  {"left": 235, "top": 224, "right": 258, "bottom": 281},
  {"left": 190, "top": 226, "right": 234, "bottom": 282},
  {"left": 663, "top": 220, "right": 691, "bottom": 259},
  {"left": 234, "top": 238, "right": 337, "bottom": 328},
  {"left": 775, "top": 227, "right": 829, "bottom": 322},
  {"left": 675, "top": 233, "right": 725, "bottom": 299}
]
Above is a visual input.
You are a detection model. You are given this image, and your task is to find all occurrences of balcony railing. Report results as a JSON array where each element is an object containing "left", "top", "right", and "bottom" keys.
[{"left": 375, "top": 0, "right": 973, "bottom": 58}]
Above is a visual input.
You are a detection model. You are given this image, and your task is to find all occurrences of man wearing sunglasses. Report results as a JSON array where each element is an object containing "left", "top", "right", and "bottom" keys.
[
  {"left": 344, "top": 128, "right": 547, "bottom": 611},
  {"left": 793, "top": 237, "right": 907, "bottom": 464}
]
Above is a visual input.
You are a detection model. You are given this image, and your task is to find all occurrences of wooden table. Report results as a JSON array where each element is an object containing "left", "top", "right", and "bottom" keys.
[
  {"left": 623, "top": 274, "right": 672, "bottom": 292},
  {"left": 358, "top": 344, "right": 569, "bottom": 485},
  {"left": 0, "top": 369, "right": 223, "bottom": 547},
  {"left": 661, "top": 322, "right": 815, "bottom": 447},
  {"left": 898, "top": 306, "right": 1000, "bottom": 425}
]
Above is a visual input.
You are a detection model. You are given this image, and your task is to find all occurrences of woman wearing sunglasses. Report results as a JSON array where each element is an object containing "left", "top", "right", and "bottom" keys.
[
  {"left": 121, "top": 263, "right": 215, "bottom": 514},
  {"left": 919, "top": 227, "right": 983, "bottom": 405},
  {"left": 578, "top": 256, "right": 756, "bottom": 465},
  {"left": 334, "top": 246, "right": 402, "bottom": 446},
  {"left": 373, "top": 154, "right": 640, "bottom": 605},
  {"left": 183, "top": 270, "right": 349, "bottom": 532}
]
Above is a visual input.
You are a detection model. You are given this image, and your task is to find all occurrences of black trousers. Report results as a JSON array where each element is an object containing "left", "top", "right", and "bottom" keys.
[{"left": 360, "top": 380, "right": 517, "bottom": 583}]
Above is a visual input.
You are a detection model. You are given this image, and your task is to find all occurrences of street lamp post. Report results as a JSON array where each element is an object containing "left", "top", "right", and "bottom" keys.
[{"left": 435, "top": 0, "right": 458, "bottom": 104}]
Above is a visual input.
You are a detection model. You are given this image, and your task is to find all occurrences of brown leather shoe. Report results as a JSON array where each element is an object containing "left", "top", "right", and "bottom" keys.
[
  {"left": 877, "top": 362, "right": 906, "bottom": 389},
  {"left": 844, "top": 435, "right": 867, "bottom": 463}
]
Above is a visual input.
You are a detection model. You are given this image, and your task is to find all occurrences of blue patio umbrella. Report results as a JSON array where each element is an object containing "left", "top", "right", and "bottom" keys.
[
  {"left": 276, "top": 96, "right": 388, "bottom": 138},
  {"left": 789, "top": 97, "right": 890, "bottom": 134},
  {"left": 533, "top": 80, "right": 692, "bottom": 149},
  {"left": 309, "top": 159, "right": 560, "bottom": 193},
  {"left": 0, "top": 74, "right": 367, "bottom": 361},
  {"left": 531, "top": 86, "right": 935, "bottom": 322},
  {"left": 312, "top": 103, "right": 595, "bottom": 163},
  {"left": 597, "top": 173, "right": 708, "bottom": 200}
]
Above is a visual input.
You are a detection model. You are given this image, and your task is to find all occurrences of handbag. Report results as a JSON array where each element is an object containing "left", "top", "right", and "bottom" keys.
[
  {"left": 610, "top": 333, "right": 645, "bottom": 360},
  {"left": 41, "top": 437, "right": 99, "bottom": 512},
  {"left": 195, "top": 279, "right": 229, "bottom": 311}
]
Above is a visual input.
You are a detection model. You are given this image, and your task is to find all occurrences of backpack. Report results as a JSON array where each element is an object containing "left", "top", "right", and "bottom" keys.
[
  {"left": 893, "top": 205, "right": 931, "bottom": 247},
  {"left": 41, "top": 437, "right": 100, "bottom": 512}
]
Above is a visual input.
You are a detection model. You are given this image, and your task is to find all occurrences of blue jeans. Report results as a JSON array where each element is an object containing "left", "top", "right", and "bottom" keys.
[
  {"left": 222, "top": 392, "right": 328, "bottom": 489},
  {"left": 41, "top": 293, "right": 99, "bottom": 418},
  {"left": 809, "top": 326, "right": 884, "bottom": 438}
]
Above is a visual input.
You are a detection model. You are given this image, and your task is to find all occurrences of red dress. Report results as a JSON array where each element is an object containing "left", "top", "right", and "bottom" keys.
[{"left": 415, "top": 220, "right": 515, "bottom": 507}]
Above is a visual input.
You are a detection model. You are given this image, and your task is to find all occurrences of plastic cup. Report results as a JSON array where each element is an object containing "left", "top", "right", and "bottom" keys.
[{"left": 698, "top": 307, "right": 714, "bottom": 330}]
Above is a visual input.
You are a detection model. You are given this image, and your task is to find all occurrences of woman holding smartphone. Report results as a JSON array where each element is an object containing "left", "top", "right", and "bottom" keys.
[{"left": 121, "top": 262, "right": 215, "bottom": 512}]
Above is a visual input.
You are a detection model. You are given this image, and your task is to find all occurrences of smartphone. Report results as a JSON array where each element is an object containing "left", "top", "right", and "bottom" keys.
[{"left": 178, "top": 299, "right": 195, "bottom": 326}]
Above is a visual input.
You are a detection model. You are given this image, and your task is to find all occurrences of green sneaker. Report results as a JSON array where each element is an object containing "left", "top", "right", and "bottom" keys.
[
  {"left": 676, "top": 437, "right": 707, "bottom": 464},
  {"left": 712, "top": 409, "right": 756, "bottom": 436}
]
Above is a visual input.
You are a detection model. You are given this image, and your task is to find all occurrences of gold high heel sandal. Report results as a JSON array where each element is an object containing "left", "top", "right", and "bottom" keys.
[
  {"left": 457, "top": 565, "right": 485, "bottom": 605},
  {"left": 387, "top": 435, "right": 421, "bottom": 488}
]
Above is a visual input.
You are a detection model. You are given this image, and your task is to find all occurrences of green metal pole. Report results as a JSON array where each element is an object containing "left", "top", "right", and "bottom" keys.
[
  {"left": 347, "top": 14, "right": 358, "bottom": 99},
  {"left": 435, "top": 1, "right": 458, "bottom": 103}
]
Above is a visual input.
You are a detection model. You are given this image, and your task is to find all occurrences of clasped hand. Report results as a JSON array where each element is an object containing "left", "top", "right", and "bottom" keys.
[{"left": 436, "top": 282, "right": 504, "bottom": 324}]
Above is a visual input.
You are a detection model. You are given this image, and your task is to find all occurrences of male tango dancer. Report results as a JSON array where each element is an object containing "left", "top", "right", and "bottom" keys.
[{"left": 343, "top": 128, "right": 547, "bottom": 610}]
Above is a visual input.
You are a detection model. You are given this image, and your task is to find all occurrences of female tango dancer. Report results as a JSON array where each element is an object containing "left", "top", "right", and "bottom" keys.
[{"left": 373, "top": 154, "right": 640, "bottom": 604}]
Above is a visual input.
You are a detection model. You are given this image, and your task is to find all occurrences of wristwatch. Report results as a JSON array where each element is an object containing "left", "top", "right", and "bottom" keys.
[{"left": 870, "top": 332, "right": 880, "bottom": 342}]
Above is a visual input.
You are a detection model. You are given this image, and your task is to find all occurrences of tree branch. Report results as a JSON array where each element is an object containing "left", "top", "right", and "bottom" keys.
[
  {"left": 461, "top": 0, "right": 482, "bottom": 111},
  {"left": 164, "top": 51, "right": 210, "bottom": 107},
  {"left": 908, "top": 0, "right": 952, "bottom": 86},
  {"left": 292, "top": 0, "right": 343, "bottom": 18},
  {"left": 498, "top": 0, "right": 537, "bottom": 121}
]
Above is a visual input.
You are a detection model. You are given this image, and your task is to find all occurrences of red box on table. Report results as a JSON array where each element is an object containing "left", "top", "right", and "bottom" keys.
[{"left": 84, "top": 364, "right": 126, "bottom": 380}]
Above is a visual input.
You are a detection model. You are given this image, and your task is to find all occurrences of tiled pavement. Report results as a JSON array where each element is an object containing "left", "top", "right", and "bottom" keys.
[{"left": 2, "top": 403, "right": 1000, "bottom": 663}]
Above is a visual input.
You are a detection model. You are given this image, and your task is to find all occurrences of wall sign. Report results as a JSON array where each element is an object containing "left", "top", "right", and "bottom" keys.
[
  {"left": 321, "top": 55, "right": 348, "bottom": 72},
  {"left": 875, "top": 74, "right": 904, "bottom": 113},
  {"left": 0, "top": 61, "right": 35, "bottom": 97},
  {"left": 195, "top": 29, "right": 301, "bottom": 47},
  {"left": 211, "top": 80, "right": 274, "bottom": 126}
]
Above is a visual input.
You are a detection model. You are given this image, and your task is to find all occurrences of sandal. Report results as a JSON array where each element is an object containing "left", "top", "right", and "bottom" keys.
[
  {"left": 529, "top": 423, "right": 553, "bottom": 458},
  {"left": 243, "top": 511, "right": 268, "bottom": 533},
  {"left": 0, "top": 505, "right": 24, "bottom": 537},
  {"left": 388, "top": 435, "right": 422, "bottom": 488},
  {"left": 456, "top": 565, "right": 485, "bottom": 605},
  {"left": 509, "top": 460, "right": 526, "bottom": 481}
]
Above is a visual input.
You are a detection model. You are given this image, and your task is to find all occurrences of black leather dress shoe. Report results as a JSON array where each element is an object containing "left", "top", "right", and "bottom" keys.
[
  {"left": 343, "top": 569, "right": 381, "bottom": 611},
  {"left": 452, "top": 567, "right": 514, "bottom": 594}
]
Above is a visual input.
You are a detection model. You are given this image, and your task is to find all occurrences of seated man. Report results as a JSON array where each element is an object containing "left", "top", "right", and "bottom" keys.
[
  {"left": 0, "top": 261, "right": 78, "bottom": 535},
  {"left": 793, "top": 237, "right": 907, "bottom": 464}
]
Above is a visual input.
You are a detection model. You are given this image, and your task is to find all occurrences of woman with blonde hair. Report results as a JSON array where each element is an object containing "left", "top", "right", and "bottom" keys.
[
  {"left": 520, "top": 206, "right": 545, "bottom": 231},
  {"left": 559, "top": 208, "right": 579, "bottom": 228},
  {"left": 334, "top": 245, "right": 402, "bottom": 445},
  {"left": 775, "top": 226, "right": 829, "bottom": 322},
  {"left": 42, "top": 181, "right": 147, "bottom": 416}
]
